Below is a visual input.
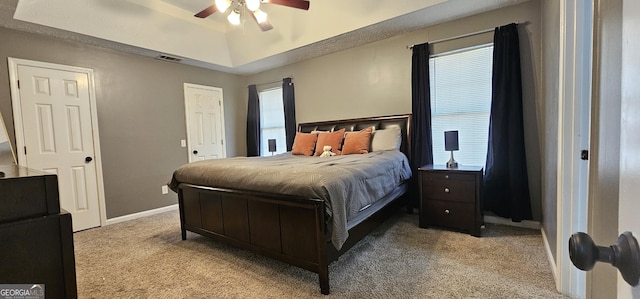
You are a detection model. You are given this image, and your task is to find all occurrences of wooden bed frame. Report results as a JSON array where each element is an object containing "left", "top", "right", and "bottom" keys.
[{"left": 177, "top": 114, "right": 412, "bottom": 295}]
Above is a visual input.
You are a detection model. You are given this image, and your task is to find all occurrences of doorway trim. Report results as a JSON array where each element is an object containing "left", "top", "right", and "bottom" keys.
[
  {"left": 555, "top": 1, "right": 593, "bottom": 297},
  {"left": 7, "top": 57, "right": 107, "bottom": 228}
]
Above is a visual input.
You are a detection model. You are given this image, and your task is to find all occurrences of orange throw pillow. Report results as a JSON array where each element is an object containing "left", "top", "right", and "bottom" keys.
[
  {"left": 291, "top": 132, "right": 318, "bottom": 156},
  {"left": 342, "top": 127, "right": 373, "bottom": 155},
  {"left": 314, "top": 129, "right": 346, "bottom": 156}
]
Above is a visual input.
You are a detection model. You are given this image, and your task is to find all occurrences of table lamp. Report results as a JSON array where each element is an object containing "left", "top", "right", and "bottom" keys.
[
  {"left": 444, "top": 130, "right": 458, "bottom": 168},
  {"left": 268, "top": 139, "right": 276, "bottom": 156}
]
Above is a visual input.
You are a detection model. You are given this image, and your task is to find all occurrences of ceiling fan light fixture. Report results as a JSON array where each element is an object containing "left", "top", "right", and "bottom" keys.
[
  {"left": 215, "top": 0, "right": 231, "bottom": 13},
  {"left": 194, "top": 0, "right": 309, "bottom": 31},
  {"left": 253, "top": 9, "right": 268, "bottom": 24},
  {"left": 246, "top": 0, "right": 261, "bottom": 11},
  {"left": 227, "top": 9, "right": 241, "bottom": 25}
]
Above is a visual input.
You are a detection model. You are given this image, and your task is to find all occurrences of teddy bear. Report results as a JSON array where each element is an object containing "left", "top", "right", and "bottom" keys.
[{"left": 319, "top": 145, "right": 336, "bottom": 157}]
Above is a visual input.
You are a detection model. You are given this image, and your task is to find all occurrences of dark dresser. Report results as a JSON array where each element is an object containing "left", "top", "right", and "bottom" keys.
[
  {"left": 0, "top": 165, "right": 77, "bottom": 298},
  {"left": 418, "top": 164, "right": 483, "bottom": 237}
]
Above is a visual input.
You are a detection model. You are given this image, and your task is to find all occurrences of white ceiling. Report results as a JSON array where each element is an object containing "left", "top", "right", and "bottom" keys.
[{"left": 0, "top": 0, "right": 529, "bottom": 75}]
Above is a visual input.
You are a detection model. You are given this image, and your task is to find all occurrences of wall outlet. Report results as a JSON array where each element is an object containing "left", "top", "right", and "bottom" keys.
[
  {"left": 161, "top": 185, "right": 169, "bottom": 194},
  {"left": 180, "top": 139, "right": 186, "bottom": 147}
]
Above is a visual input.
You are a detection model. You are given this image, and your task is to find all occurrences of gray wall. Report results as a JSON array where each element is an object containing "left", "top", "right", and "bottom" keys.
[
  {"left": 541, "top": 1, "right": 560, "bottom": 262},
  {"left": 0, "top": 27, "right": 246, "bottom": 218},
  {"left": 246, "top": 0, "right": 544, "bottom": 221}
]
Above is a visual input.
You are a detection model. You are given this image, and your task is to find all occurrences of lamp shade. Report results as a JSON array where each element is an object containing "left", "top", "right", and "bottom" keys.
[
  {"left": 215, "top": 0, "right": 230, "bottom": 13},
  {"left": 246, "top": 0, "right": 260, "bottom": 11},
  {"left": 253, "top": 9, "right": 268, "bottom": 24},
  {"left": 444, "top": 131, "right": 459, "bottom": 151},
  {"left": 227, "top": 10, "right": 241, "bottom": 25},
  {"left": 268, "top": 139, "right": 277, "bottom": 152}
]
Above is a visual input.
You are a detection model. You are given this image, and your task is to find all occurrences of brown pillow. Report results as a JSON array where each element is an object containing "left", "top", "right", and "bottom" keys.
[
  {"left": 342, "top": 127, "right": 373, "bottom": 155},
  {"left": 291, "top": 132, "right": 318, "bottom": 156},
  {"left": 314, "top": 129, "right": 346, "bottom": 156}
]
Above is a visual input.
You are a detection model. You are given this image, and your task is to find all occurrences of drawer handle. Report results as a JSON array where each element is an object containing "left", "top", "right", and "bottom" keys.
[
  {"left": 444, "top": 187, "right": 450, "bottom": 193},
  {"left": 444, "top": 209, "right": 450, "bottom": 214},
  {"left": 445, "top": 174, "right": 449, "bottom": 179}
]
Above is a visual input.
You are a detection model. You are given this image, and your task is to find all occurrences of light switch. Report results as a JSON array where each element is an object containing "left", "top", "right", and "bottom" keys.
[
  {"left": 161, "top": 185, "right": 169, "bottom": 194},
  {"left": 181, "top": 139, "right": 186, "bottom": 147}
]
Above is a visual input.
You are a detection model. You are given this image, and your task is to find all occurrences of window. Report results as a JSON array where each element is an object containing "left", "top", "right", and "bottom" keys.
[
  {"left": 259, "top": 87, "right": 286, "bottom": 156},
  {"left": 429, "top": 45, "right": 493, "bottom": 167}
]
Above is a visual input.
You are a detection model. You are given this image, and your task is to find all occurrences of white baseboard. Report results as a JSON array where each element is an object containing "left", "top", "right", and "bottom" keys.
[
  {"left": 483, "top": 215, "right": 541, "bottom": 230},
  {"left": 105, "top": 204, "right": 178, "bottom": 226},
  {"left": 541, "top": 226, "right": 560, "bottom": 292}
]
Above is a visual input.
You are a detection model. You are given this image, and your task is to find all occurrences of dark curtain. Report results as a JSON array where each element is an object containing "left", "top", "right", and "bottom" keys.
[
  {"left": 282, "top": 77, "right": 296, "bottom": 151},
  {"left": 410, "top": 43, "right": 434, "bottom": 207},
  {"left": 484, "top": 23, "right": 532, "bottom": 221},
  {"left": 246, "top": 84, "right": 260, "bottom": 157}
]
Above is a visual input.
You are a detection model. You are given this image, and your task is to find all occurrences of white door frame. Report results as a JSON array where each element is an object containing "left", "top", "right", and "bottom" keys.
[
  {"left": 8, "top": 57, "right": 107, "bottom": 228},
  {"left": 183, "top": 83, "right": 227, "bottom": 162},
  {"left": 555, "top": 1, "right": 593, "bottom": 298}
]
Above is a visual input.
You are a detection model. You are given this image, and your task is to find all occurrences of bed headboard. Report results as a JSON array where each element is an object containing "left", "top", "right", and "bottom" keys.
[{"left": 297, "top": 114, "right": 412, "bottom": 160}]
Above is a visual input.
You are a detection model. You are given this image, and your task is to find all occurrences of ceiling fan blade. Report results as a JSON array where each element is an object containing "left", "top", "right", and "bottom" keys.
[
  {"left": 257, "top": 20, "right": 274, "bottom": 31},
  {"left": 194, "top": 5, "right": 218, "bottom": 18},
  {"left": 251, "top": 11, "right": 274, "bottom": 31},
  {"left": 267, "top": 0, "right": 310, "bottom": 10}
]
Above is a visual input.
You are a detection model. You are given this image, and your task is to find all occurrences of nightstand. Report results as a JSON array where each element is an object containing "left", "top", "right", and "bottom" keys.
[{"left": 418, "top": 164, "right": 483, "bottom": 237}]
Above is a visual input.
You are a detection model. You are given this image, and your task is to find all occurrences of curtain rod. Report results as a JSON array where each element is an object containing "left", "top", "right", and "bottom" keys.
[
  {"left": 253, "top": 76, "right": 294, "bottom": 87},
  {"left": 406, "top": 23, "right": 518, "bottom": 50}
]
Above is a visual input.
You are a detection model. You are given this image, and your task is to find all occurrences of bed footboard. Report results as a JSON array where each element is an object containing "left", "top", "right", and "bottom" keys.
[{"left": 178, "top": 183, "right": 330, "bottom": 294}]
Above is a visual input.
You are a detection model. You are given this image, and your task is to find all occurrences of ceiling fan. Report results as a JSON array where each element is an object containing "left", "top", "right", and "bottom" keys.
[{"left": 194, "top": 0, "right": 310, "bottom": 32}]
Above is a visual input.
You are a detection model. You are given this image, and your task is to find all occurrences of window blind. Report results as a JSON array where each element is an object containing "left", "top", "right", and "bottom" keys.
[
  {"left": 429, "top": 45, "right": 493, "bottom": 167},
  {"left": 259, "top": 87, "right": 286, "bottom": 156}
]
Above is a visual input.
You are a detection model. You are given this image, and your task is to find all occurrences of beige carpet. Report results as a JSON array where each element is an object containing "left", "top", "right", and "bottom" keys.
[{"left": 73, "top": 210, "right": 566, "bottom": 298}]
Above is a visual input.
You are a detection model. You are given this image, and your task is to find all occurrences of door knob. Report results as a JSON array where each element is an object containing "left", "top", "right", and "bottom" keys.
[
  {"left": 569, "top": 231, "right": 640, "bottom": 286},
  {"left": 85, "top": 156, "right": 93, "bottom": 163},
  {"left": 193, "top": 150, "right": 198, "bottom": 155}
]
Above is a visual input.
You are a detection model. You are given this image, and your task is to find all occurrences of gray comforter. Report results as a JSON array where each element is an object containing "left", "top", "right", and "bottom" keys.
[{"left": 168, "top": 150, "right": 412, "bottom": 249}]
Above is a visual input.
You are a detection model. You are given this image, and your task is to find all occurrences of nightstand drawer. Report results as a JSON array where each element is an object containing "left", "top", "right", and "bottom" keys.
[
  {"left": 421, "top": 178, "right": 476, "bottom": 203},
  {"left": 422, "top": 200, "right": 474, "bottom": 232},
  {"left": 421, "top": 171, "right": 476, "bottom": 182}
]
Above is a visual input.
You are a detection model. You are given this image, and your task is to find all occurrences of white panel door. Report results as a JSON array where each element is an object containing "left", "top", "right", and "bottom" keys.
[
  {"left": 15, "top": 64, "right": 102, "bottom": 232},
  {"left": 184, "top": 83, "right": 226, "bottom": 162},
  {"left": 618, "top": 0, "right": 640, "bottom": 297}
]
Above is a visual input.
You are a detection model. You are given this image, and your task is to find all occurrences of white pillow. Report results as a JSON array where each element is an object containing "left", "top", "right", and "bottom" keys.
[{"left": 371, "top": 126, "right": 402, "bottom": 152}]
